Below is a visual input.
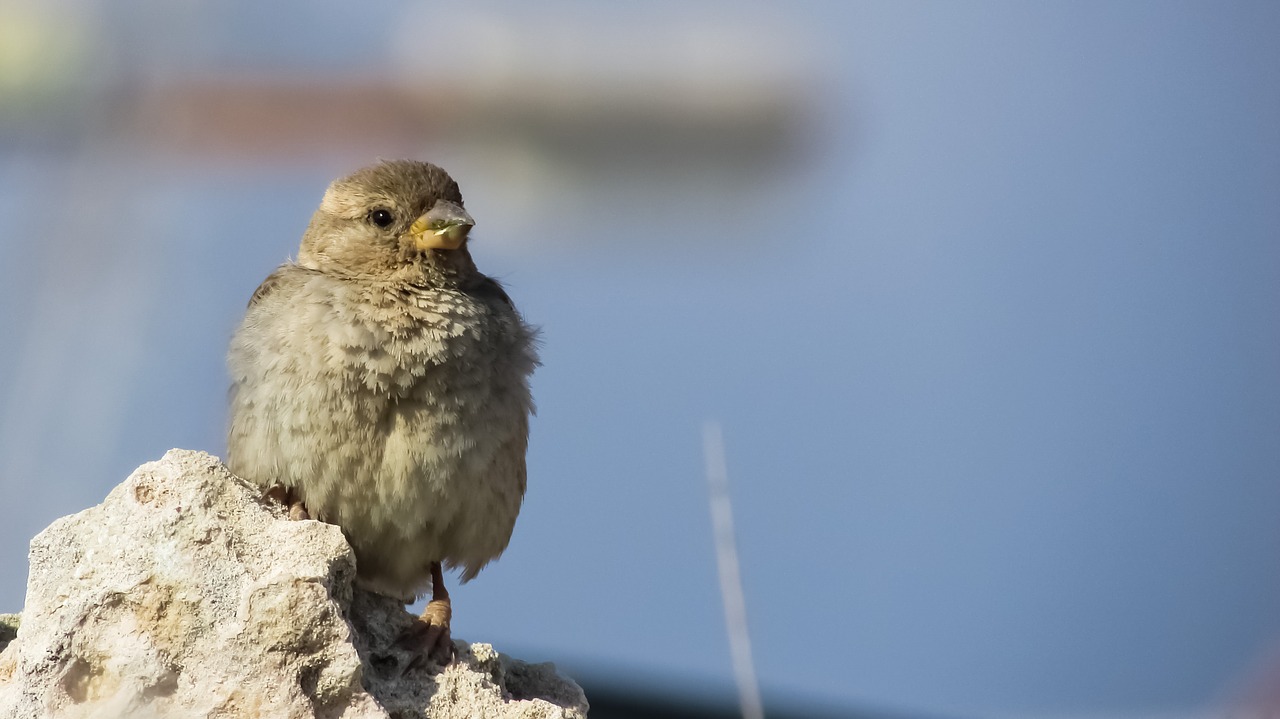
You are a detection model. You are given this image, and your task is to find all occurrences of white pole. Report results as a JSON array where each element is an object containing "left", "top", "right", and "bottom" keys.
[{"left": 703, "top": 420, "right": 765, "bottom": 719}]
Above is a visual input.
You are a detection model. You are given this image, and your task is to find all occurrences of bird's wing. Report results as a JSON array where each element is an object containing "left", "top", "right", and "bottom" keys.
[
  {"left": 247, "top": 267, "right": 292, "bottom": 309},
  {"left": 467, "top": 275, "right": 515, "bottom": 308}
]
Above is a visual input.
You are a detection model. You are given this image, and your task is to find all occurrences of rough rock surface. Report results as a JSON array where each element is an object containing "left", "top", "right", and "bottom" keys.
[
  {"left": 0, "top": 449, "right": 587, "bottom": 719},
  {"left": 0, "top": 614, "right": 17, "bottom": 654}
]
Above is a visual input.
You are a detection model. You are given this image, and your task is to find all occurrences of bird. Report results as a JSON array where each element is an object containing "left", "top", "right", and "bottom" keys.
[{"left": 226, "top": 160, "right": 539, "bottom": 664}]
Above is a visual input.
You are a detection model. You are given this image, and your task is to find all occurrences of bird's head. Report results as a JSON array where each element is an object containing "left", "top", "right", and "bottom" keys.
[{"left": 297, "top": 160, "right": 477, "bottom": 282}]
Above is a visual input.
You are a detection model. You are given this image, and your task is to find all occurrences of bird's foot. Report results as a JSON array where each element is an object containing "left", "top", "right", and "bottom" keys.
[
  {"left": 262, "top": 485, "right": 310, "bottom": 521},
  {"left": 262, "top": 484, "right": 288, "bottom": 506},
  {"left": 394, "top": 598, "right": 454, "bottom": 666}
]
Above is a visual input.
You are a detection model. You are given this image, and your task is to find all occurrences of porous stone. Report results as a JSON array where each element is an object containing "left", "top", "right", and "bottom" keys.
[
  {"left": 0, "top": 614, "right": 17, "bottom": 653},
  {"left": 0, "top": 449, "right": 587, "bottom": 719}
]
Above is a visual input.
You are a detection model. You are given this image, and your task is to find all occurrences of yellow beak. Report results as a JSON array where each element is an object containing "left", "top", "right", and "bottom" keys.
[{"left": 410, "top": 200, "right": 475, "bottom": 251}]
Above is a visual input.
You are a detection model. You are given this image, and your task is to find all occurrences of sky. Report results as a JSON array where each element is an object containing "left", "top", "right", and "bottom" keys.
[{"left": 1, "top": 1, "right": 1279, "bottom": 717}]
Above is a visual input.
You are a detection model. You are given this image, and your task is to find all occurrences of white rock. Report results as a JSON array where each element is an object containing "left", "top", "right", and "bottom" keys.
[{"left": 0, "top": 449, "right": 587, "bottom": 719}]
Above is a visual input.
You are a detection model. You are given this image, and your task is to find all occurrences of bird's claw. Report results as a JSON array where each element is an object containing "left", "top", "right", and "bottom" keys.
[
  {"left": 261, "top": 485, "right": 311, "bottom": 520},
  {"left": 393, "top": 598, "right": 454, "bottom": 667},
  {"left": 262, "top": 485, "right": 289, "bottom": 506}
]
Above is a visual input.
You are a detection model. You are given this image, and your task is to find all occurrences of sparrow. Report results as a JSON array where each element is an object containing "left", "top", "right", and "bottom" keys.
[{"left": 226, "top": 160, "right": 539, "bottom": 664}]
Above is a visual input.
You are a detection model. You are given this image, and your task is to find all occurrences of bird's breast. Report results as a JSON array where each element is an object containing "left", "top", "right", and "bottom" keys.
[
  {"left": 228, "top": 272, "right": 537, "bottom": 595},
  {"left": 331, "top": 286, "right": 518, "bottom": 395}
]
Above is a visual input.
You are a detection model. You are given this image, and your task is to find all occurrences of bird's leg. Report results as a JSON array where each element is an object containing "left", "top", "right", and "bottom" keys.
[
  {"left": 394, "top": 562, "right": 455, "bottom": 665},
  {"left": 421, "top": 562, "right": 455, "bottom": 663}
]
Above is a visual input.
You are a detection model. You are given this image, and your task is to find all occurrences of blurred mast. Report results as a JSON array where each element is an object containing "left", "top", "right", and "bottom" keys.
[{"left": 703, "top": 421, "right": 765, "bottom": 719}]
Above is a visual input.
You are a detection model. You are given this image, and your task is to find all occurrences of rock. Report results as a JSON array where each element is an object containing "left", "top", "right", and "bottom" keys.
[
  {"left": 0, "top": 450, "right": 587, "bottom": 719},
  {"left": 0, "top": 615, "right": 17, "bottom": 654}
]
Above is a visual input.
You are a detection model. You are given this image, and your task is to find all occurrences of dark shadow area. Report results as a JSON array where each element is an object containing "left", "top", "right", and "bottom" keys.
[{"left": 574, "top": 675, "right": 958, "bottom": 719}]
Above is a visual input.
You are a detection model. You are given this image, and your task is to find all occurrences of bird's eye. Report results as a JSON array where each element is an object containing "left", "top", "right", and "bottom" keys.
[{"left": 368, "top": 209, "right": 395, "bottom": 228}]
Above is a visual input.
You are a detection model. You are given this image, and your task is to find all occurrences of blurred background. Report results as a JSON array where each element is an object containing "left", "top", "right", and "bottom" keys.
[{"left": 2, "top": 1, "right": 1279, "bottom": 717}]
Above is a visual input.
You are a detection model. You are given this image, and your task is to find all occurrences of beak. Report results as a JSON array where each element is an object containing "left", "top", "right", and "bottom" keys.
[{"left": 410, "top": 200, "right": 475, "bottom": 251}]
